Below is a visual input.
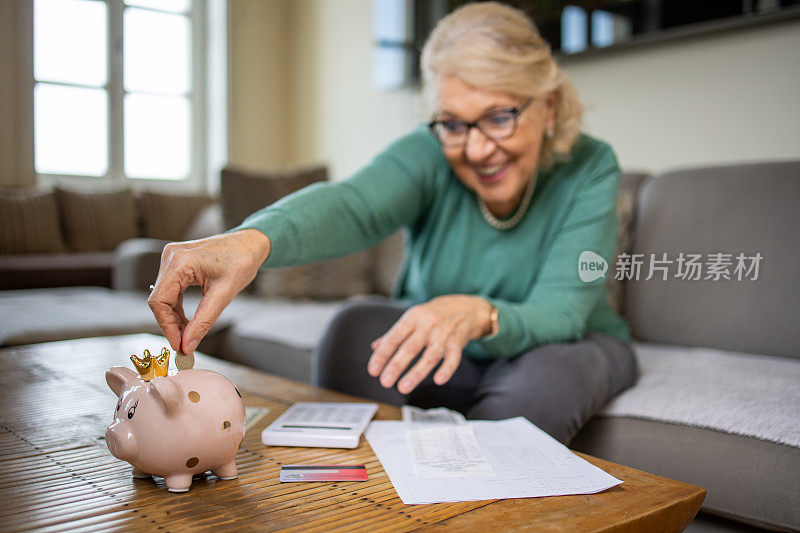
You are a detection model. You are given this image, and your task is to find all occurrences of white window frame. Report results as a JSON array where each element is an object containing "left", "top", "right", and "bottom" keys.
[{"left": 32, "top": 0, "right": 210, "bottom": 192}]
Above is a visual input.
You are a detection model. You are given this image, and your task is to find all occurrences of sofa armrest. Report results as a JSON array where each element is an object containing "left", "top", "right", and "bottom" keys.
[
  {"left": 181, "top": 203, "right": 223, "bottom": 240},
  {"left": 112, "top": 238, "right": 167, "bottom": 291}
]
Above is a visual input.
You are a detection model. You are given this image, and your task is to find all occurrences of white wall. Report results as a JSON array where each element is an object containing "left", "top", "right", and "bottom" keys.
[
  {"left": 281, "top": 2, "right": 800, "bottom": 178},
  {"left": 289, "top": 0, "right": 425, "bottom": 181},
  {"left": 0, "top": 1, "right": 34, "bottom": 187},
  {"left": 562, "top": 19, "right": 800, "bottom": 173},
  {"left": 228, "top": 0, "right": 293, "bottom": 171}
]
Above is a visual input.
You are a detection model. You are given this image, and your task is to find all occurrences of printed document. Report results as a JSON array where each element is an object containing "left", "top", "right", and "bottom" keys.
[
  {"left": 365, "top": 416, "right": 623, "bottom": 504},
  {"left": 402, "top": 406, "right": 494, "bottom": 478}
]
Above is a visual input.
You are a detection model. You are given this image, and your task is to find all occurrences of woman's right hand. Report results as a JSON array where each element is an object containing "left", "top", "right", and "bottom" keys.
[{"left": 147, "top": 229, "right": 271, "bottom": 356}]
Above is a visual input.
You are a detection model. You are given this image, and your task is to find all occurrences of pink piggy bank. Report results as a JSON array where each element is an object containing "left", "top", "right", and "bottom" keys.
[{"left": 105, "top": 367, "right": 246, "bottom": 492}]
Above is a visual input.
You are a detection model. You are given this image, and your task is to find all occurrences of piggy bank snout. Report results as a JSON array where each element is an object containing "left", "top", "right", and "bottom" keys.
[{"left": 105, "top": 420, "right": 137, "bottom": 460}]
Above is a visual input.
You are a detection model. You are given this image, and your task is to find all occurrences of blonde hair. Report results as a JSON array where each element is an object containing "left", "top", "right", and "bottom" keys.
[{"left": 421, "top": 2, "right": 582, "bottom": 169}]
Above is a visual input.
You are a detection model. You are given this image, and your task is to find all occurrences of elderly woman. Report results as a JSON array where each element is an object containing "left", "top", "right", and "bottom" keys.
[{"left": 149, "top": 2, "right": 636, "bottom": 444}]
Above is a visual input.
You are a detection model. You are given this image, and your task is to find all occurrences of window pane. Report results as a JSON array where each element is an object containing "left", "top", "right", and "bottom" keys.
[
  {"left": 34, "top": 84, "right": 108, "bottom": 176},
  {"left": 124, "top": 8, "right": 190, "bottom": 94},
  {"left": 125, "top": 0, "right": 190, "bottom": 14},
  {"left": 34, "top": 0, "right": 107, "bottom": 86},
  {"left": 372, "top": 46, "right": 409, "bottom": 90},
  {"left": 561, "top": 6, "right": 588, "bottom": 54},
  {"left": 125, "top": 94, "right": 190, "bottom": 180},
  {"left": 372, "top": 0, "right": 408, "bottom": 43}
]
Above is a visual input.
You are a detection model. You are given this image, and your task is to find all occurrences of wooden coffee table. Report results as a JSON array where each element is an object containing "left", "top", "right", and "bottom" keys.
[{"left": 0, "top": 334, "right": 704, "bottom": 532}]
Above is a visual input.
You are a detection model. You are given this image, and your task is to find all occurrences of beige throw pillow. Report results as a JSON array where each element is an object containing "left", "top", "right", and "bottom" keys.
[
  {"left": 255, "top": 249, "right": 374, "bottom": 301},
  {"left": 138, "top": 191, "right": 214, "bottom": 241},
  {"left": 56, "top": 186, "right": 139, "bottom": 251},
  {"left": 607, "top": 172, "right": 648, "bottom": 314},
  {"left": 0, "top": 189, "right": 66, "bottom": 254},
  {"left": 220, "top": 165, "right": 327, "bottom": 230}
]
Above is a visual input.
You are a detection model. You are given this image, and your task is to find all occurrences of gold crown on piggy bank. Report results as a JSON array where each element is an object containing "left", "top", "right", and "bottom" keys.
[{"left": 130, "top": 347, "right": 170, "bottom": 381}]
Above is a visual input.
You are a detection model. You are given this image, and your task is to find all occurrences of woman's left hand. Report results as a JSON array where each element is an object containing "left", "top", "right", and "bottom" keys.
[{"left": 367, "top": 295, "right": 494, "bottom": 394}]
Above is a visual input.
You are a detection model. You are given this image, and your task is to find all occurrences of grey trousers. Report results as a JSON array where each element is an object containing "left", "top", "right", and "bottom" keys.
[{"left": 312, "top": 299, "right": 638, "bottom": 444}]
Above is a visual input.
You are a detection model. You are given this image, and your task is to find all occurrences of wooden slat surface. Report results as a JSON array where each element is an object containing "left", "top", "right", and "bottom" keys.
[{"left": 0, "top": 334, "right": 705, "bottom": 532}]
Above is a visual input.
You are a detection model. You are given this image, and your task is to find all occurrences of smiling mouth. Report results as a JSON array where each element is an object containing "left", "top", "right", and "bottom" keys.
[{"left": 475, "top": 163, "right": 510, "bottom": 183}]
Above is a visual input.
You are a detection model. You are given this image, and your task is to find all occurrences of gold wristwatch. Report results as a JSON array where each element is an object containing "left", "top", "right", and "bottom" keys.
[{"left": 488, "top": 305, "right": 499, "bottom": 337}]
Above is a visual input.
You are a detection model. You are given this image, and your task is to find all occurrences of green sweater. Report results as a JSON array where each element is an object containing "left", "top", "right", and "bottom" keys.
[{"left": 235, "top": 127, "right": 630, "bottom": 359}]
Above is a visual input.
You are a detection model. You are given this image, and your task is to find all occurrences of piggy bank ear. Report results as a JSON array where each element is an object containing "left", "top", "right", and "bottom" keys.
[
  {"left": 149, "top": 377, "right": 182, "bottom": 414},
  {"left": 106, "top": 367, "right": 139, "bottom": 396}
]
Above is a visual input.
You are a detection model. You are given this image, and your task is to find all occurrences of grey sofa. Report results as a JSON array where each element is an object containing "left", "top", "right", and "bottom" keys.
[
  {"left": 1, "top": 162, "right": 798, "bottom": 532},
  {"left": 0, "top": 186, "right": 215, "bottom": 290},
  {"left": 571, "top": 162, "right": 800, "bottom": 532}
]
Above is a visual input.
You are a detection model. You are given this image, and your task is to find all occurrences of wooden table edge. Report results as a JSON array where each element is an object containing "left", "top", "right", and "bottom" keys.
[{"left": 425, "top": 481, "right": 704, "bottom": 532}]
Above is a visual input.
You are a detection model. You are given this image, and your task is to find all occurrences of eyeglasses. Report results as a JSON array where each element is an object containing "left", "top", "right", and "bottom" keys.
[{"left": 428, "top": 98, "right": 534, "bottom": 147}]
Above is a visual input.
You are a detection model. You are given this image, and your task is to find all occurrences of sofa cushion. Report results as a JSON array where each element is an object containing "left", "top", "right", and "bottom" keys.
[
  {"left": 625, "top": 161, "right": 800, "bottom": 359},
  {"left": 572, "top": 342, "right": 800, "bottom": 531},
  {"left": 0, "top": 287, "right": 161, "bottom": 346},
  {"left": 0, "top": 189, "right": 66, "bottom": 254},
  {"left": 220, "top": 300, "right": 344, "bottom": 382},
  {"left": 0, "top": 287, "right": 264, "bottom": 347},
  {"left": 603, "top": 343, "right": 800, "bottom": 447},
  {"left": 57, "top": 186, "right": 139, "bottom": 251},
  {"left": 138, "top": 191, "right": 214, "bottom": 241},
  {"left": 373, "top": 230, "right": 406, "bottom": 297},
  {"left": 229, "top": 300, "right": 343, "bottom": 350},
  {"left": 255, "top": 250, "right": 374, "bottom": 300},
  {"left": 220, "top": 165, "right": 327, "bottom": 230}
]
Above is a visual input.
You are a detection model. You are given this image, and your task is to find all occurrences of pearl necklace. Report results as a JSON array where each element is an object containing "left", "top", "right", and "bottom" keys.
[{"left": 477, "top": 177, "right": 536, "bottom": 230}]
